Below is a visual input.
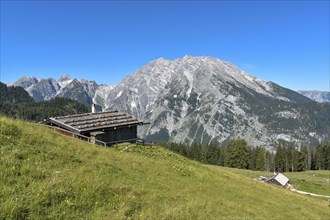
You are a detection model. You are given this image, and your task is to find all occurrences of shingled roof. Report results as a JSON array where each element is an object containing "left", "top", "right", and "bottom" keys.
[{"left": 45, "top": 110, "right": 143, "bottom": 133}]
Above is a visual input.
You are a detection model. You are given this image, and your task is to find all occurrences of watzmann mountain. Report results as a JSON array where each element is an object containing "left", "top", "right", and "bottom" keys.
[{"left": 9, "top": 56, "right": 329, "bottom": 148}]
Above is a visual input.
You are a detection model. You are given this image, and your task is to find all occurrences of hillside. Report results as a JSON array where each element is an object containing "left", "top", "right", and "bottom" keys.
[
  {"left": 0, "top": 81, "right": 34, "bottom": 103},
  {"left": 219, "top": 168, "right": 330, "bottom": 197},
  {"left": 0, "top": 116, "right": 329, "bottom": 219}
]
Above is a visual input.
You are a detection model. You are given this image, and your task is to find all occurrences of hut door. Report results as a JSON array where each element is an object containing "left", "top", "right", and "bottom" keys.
[{"left": 113, "top": 129, "right": 118, "bottom": 142}]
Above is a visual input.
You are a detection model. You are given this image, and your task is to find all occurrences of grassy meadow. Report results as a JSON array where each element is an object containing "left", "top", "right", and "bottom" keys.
[
  {"left": 220, "top": 167, "right": 330, "bottom": 197},
  {"left": 0, "top": 116, "right": 329, "bottom": 219}
]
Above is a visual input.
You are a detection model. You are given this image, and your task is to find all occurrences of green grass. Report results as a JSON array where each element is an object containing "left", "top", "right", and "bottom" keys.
[
  {"left": 220, "top": 167, "right": 330, "bottom": 197},
  {"left": 285, "top": 171, "right": 330, "bottom": 196},
  {"left": 1, "top": 116, "right": 329, "bottom": 219}
]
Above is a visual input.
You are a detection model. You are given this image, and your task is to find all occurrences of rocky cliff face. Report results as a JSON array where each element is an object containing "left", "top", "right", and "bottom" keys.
[
  {"left": 12, "top": 76, "right": 39, "bottom": 89},
  {"left": 104, "top": 56, "right": 327, "bottom": 148},
  {"left": 11, "top": 56, "right": 329, "bottom": 148}
]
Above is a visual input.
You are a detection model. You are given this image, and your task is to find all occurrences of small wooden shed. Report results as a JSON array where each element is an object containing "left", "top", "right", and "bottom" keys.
[
  {"left": 265, "top": 173, "right": 289, "bottom": 188},
  {"left": 42, "top": 110, "right": 144, "bottom": 144}
]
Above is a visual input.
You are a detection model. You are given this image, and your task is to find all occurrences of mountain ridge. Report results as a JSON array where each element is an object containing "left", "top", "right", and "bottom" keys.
[
  {"left": 11, "top": 74, "right": 114, "bottom": 108},
  {"left": 297, "top": 90, "right": 330, "bottom": 103}
]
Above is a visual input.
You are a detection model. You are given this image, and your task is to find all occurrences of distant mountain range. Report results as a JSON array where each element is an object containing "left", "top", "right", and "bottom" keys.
[
  {"left": 297, "top": 90, "right": 330, "bottom": 103},
  {"left": 8, "top": 56, "right": 330, "bottom": 148},
  {"left": 10, "top": 74, "right": 114, "bottom": 109}
]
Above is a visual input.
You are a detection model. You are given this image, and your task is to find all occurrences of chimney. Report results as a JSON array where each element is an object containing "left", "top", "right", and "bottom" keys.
[{"left": 92, "top": 103, "right": 96, "bottom": 113}]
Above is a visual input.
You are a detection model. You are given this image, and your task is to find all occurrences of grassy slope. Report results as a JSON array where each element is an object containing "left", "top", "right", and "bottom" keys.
[{"left": 0, "top": 116, "right": 329, "bottom": 219}]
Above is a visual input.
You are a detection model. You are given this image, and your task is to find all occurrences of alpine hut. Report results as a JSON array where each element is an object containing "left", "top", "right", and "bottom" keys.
[
  {"left": 42, "top": 109, "right": 144, "bottom": 145},
  {"left": 265, "top": 173, "right": 289, "bottom": 188}
]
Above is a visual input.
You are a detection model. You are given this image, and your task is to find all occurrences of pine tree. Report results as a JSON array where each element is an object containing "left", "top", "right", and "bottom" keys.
[
  {"left": 265, "top": 151, "right": 274, "bottom": 172},
  {"left": 323, "top": 142, "right": 330, "bottom": 170},
  {"left": 274, "top": 144, "right": 287, "bottom": 172},
  {"left": 208, "top": 141, "right": 220, "bottom": 165},
  {"left": 310, "top": 147, "right": 318, "bottom": 170},
  {"left": 286, "top": 144, "right": 299, "bottom": 172},
  {"left": 188, "top": 142, "right": 202, "bottom": 161},
  {"left": 201, "top": 143, "right": 218, "bottom": 165},
  {"left": 218, "top": 147, "right": 225, "bottom": 166},
  {"left": 316, "top": 141, "right": 330, "bottom": 170},
  {"left": 224, "top": 139, "right": 249, "bottom": 169},
  {"left": 315, "top": 144, "right": 325, "bottom": 170},
  {"left": 255, "top": 146, "right": 266, "bottom": 171},
  {"left": 298, "top": 144, "right": 310, "bottom": 171},
  {"left": 249, "top": 147, "right": 257, "bottom": 170}
]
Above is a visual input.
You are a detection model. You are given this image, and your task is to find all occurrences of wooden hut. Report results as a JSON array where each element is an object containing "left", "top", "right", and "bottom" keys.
[
  {"left": 265, "top": 173, "right": 289, "bottom": 188},
  {"left": 42, "top": 110, "right": 144, "bottom": 145}
]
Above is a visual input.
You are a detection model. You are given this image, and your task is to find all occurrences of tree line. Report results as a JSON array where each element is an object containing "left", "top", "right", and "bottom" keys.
[{"left": 165, "top": 139, "right": 330, "bottom": 171}]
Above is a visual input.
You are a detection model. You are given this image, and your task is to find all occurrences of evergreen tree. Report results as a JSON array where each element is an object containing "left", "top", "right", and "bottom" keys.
[
  {"left": 265, "top": 151, "right": 274, "bottom": 172},
  {"left": 286, "top": 143, "right": 299, "bottom": 172},
  {"left": 323, "top": 141, "right": 330, "bottom": 170},
  {"left": 178, "top": 142, "right": 187, "bottom": 157},
  {"left": 315, "top": 141, "right": 330, "bottom": 170},
  {"left": 188, "top": 142, "right": 202, "bottom": 161},
  {"left": 255, "top": 146, "right": 266, "bottom": 171},
  {"left": 298, "top": 144, "right": 310, "bottom": 171},
  {"left": 224, "top": 139, "right": 249, "bottom": 169},
  {"left": 206, "top": 141, "right": 220, "bottom": 165},
  {"left": 274, "top": 144, "right": 287, "bottom": 172},
  {"left": 170, "top": 142, "right": 185, "bottom": 156},
  {"left": 310, "top": 147, "right": 318, "bottom": 170},
  {"left": 218, "top": 147, "right": 225, "bottom": 166},
  {"left": 315, "top": 144, "right": 325, "bottom": 170},
  {"left": 248, "top": 147, "right": 257, "bottom": 170}
]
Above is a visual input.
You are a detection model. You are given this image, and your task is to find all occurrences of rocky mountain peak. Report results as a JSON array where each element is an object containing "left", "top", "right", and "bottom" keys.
[
  {"left": 59, "top": 74, "right": 71, "bottom": 82},
  {"left": 12, "top": 76, "right": 39, "bottom": 89}
]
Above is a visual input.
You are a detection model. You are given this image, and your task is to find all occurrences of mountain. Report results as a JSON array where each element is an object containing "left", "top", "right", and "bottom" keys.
[
  {"left": 11, "top": 76, "right": 39, "bottom": 89},
  {"left": 298, "top": 90, "right": 330, "bottom": 103},
  {"left": 11, "top": 74, "right": 113, "bottom": 109},
  {"left": 56, "top": 79, "right": 94, "bottom": 108},
  {"left": 28, "top": 78, "right": 61, "bottom": 101},
  {"left": 10, "top": 56, "right": 330, "bottom": 147},
  {"left": 104, "top": 56, "right": 328, "bottom": 148}
]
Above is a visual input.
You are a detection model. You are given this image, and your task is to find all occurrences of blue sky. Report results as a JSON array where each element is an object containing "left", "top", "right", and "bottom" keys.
[{"left": 1, "top": 1, "right": 329, "bottom": 91}]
